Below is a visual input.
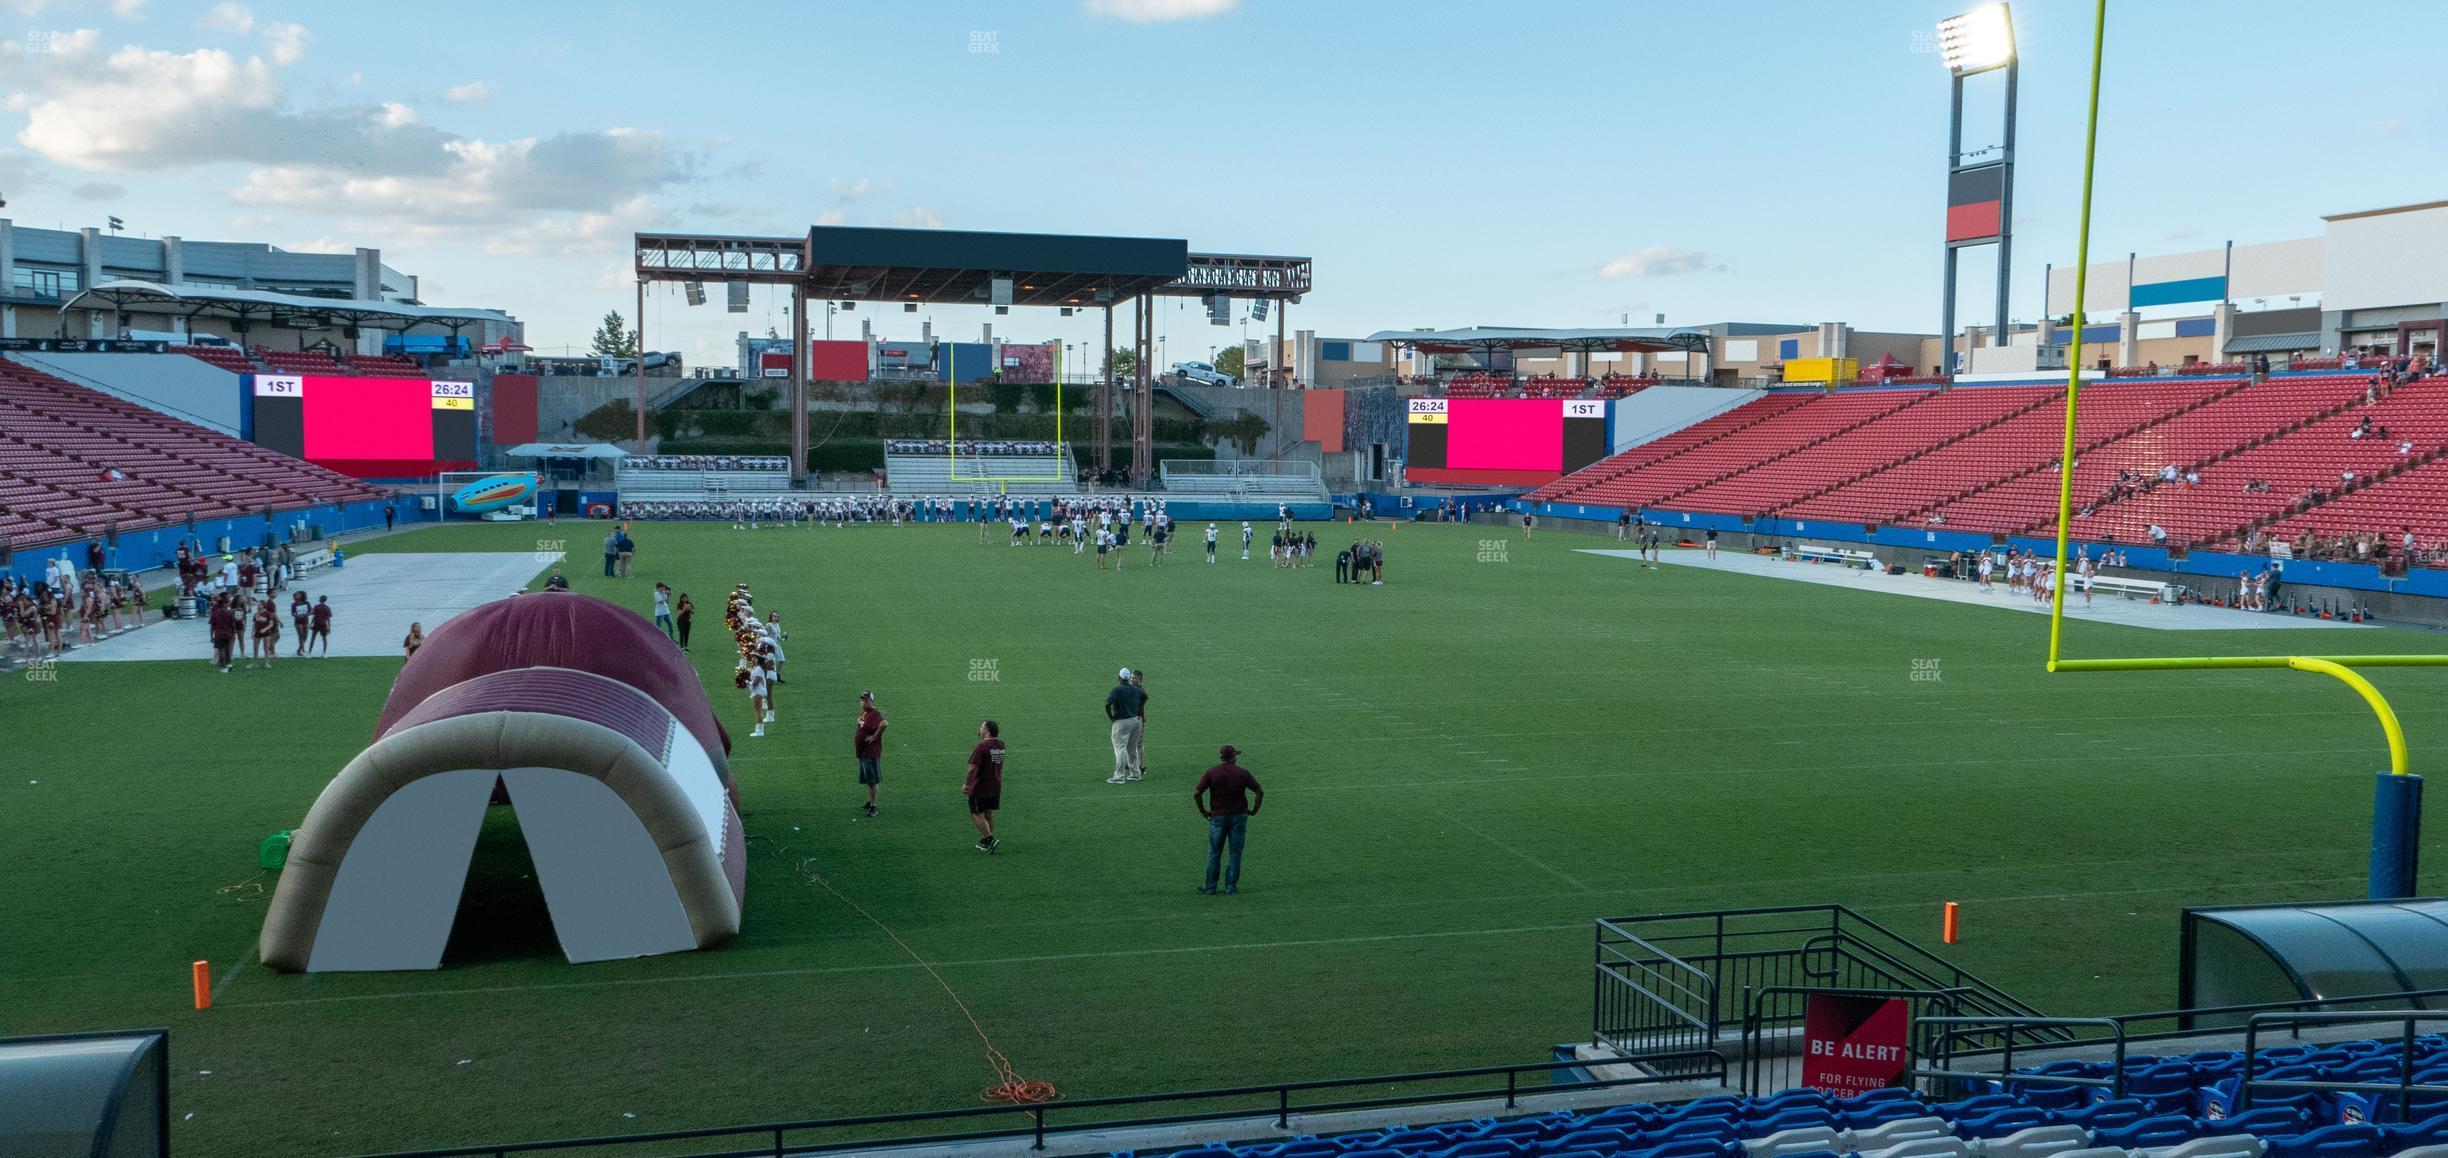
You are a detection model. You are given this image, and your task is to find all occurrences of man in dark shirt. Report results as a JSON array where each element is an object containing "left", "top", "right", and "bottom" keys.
[
  {"left": 1334, "top": 545, "right": 1351, "bottom": 583},
  {"left": 543, "top": 568, "right": 570, "bottom": 591},
  {"left": 1193, "top": 745, "right": 1263, "bottom": 895},
  {"left": 207, "top": 594, "right": 239, "bottom": 672},
  {"left": 307, "top": 596, "right": 333, "bottom": 656},
  {"left": 1105, "top": 668, "right": 1146, "bottom": 784},
  {"left": 855, "top": 691, "right": 888, "bottom": 816},
  {"left": 964, "top": 720, "right": 1006, "bottom": 853}
]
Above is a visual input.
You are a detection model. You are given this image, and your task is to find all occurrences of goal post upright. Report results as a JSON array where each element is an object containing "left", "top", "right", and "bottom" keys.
[{"left": 2036, "top": 0, "right": 2443, "bottom": 899}]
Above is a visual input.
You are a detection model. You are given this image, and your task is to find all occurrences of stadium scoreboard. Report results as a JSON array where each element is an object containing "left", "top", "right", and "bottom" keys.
[
  {"left": 247, "top": 374, "right": 480, "bottom": 478},
  {"left": 1406, "top": 397, "right": 1610, "bottom": 484}
]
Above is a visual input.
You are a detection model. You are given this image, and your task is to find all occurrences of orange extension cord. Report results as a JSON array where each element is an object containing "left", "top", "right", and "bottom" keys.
[{"left": 765, "top": 839, "right": 1058, "bottom": 1105}]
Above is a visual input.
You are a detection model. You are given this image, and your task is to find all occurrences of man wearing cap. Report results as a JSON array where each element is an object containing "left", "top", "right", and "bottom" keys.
[
  {"left": 1104, "top": 667, "right": 1147, "bottom": 785},
  {"left": 1193, "top": 746, "right": 1263, "bottom": 895},
  {"left": 854, "top": 691, "right": 887, "bottom": 817}
]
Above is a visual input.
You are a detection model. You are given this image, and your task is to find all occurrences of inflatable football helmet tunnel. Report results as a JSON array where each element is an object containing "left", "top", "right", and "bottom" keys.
[{"left": 260, "top": 593, "right": 745, "bottom": 971}]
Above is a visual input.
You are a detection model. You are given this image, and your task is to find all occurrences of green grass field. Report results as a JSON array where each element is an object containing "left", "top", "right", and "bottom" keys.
[{"left": 5, "top": 519, "right": 2445, "bottom": 1156}]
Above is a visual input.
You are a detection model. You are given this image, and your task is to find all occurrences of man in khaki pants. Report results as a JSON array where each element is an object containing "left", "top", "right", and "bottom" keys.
[{"left": 1104, "top": 667, "right": 1146, "bottom": 785}]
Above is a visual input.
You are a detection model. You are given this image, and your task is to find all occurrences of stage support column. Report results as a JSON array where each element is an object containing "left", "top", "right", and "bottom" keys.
[
  {"left": 1099, "top": 304, "right": 1113, "bottom": 477},
  {"left": 791, "top": 284, "right": 810, "bottom": 484},
  {"left": 633, "top": 279, "right": 648, "bottom": 451}
]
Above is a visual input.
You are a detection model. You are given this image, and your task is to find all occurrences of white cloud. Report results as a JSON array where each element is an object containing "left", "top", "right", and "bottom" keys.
[
  {"left": 888, "top": 207, "right": 942, "bottom": 228},
  {"left": 70, "top": 180, "right": 124, "bottom": 200},
  {"left": 260, "top": 20, "right": 303, "bottom": 64},
  {"left": 284, "top": 236, "right": 351, "bottom": 254},
  {"left": 198, "top": 2, "right": 250, "bottom": 33},
  {"left": 373, "top": 100, "right": 417, "bottom": 129},
  {"left": 1084, "top": 0, "right": 1237, "bottom": 21},
  {"left": 1599, "top": 246, "right": 1713, "bottom": 278},
  {"left": 829, "top": 176, "right": 872, "bottom": 202},
  {"left": 231, "top": 129, "right": 686, "bottom": 226},
  {"left": 815, "top": 209, "right": 844, "bottom": 226},
  {"left": 109, "top": 0, "right": 146, "bottom": 19},
  {"left": 482, "top": 195, "right": 662, "bottom": 256},
  {"left": 440, "top": 80, "right": 489, "bottom": 105}
]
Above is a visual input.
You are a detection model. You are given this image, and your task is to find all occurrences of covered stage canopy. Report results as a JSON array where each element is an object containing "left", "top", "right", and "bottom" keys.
[
  {"left": 61, "top": 280, "right": 517, "bottom": 333},
  {"left": 636, "top": 226, "right": 1192, "bottom": 308},
  {"left": 1364, "top": 325, "right": 1717, "bottom": 355},
  {"left": 504, "top": 442, "right": 626, "bottom": 460}
]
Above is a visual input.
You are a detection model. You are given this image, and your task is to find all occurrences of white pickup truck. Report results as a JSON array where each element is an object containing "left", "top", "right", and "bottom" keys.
[{"left": 1171, "top": 360, "right": 1236, "bottom": 387}]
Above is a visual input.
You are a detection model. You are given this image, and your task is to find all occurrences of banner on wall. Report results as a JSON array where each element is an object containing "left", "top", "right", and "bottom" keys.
[{"left": 1799, "top": 993, "right": 1912, "bottom": 1095}]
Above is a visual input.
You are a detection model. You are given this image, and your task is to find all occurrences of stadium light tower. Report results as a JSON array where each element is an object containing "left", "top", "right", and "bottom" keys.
[{"left": 1937, "top": 2, "right": 2016, "bottom": 379}]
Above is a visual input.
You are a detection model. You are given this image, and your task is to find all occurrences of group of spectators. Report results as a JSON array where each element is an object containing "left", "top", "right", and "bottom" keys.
[
  {"left": 4, "top": 565, "right": 140, "bottom": 659},
  {"left": 1336, "top": 540, "right": 1386, "bottom": 585},
  {"left": 884, "top": 439, "right": 1060, "bottom": 457},
  {"left": 619, "top": 455, "right": 790, "bottom": 472}
]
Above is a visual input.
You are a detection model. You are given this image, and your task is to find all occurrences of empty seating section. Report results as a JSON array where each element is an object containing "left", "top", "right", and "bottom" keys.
[
  {"left": 2038, "top": 375, "right": 2384, "bottom": 543},
  {"left": 882, "top": 447, "right": 1072, "bottom": 495},
  {"left": 1140, "top": 1036, "right": 2448, "bottom": 1158},
  {"left": 1446, "top": 373, "right": 1512, "bottom": 399},
  {"left": 183, "top": 345, "right": 259, "bottom": 375},
  {"left": 1528, "top": 376, "right": 2448, "bottom": 554},
  {"left": 1800, "top": 378, "right": 2241, "bottom": 528},
  {"left": 254, "top": 347, "right": 343, "bottom": 375},
  {"left": 1596, "top": 376, "right": 1662, "bottom": 400},
  {"left": 1529, "top": 395, "right": 1817, "bottom": 506},
  {"left": 2065, "top": 379, "right": 2448, "bottom": 546},
  {"left": 1672, "top": 386, "right": 2054, "bottom": 516},
  {"left": 1543, "top": 390, "right": 1931, "bottom": 512},
  {"left": 2276, "top": 457, "right": 2448, "bottom": 549},
  {"left": 344, "top": 353, "right": 429, "bottom": 376},
  {"left": 0, "top": 362, "right": 387, "bottom": 546},
  {"left": 1521, "top": 378, "right": 1591, "bottom": 399}
]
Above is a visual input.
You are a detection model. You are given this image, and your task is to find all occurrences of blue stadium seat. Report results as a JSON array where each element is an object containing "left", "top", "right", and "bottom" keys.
[
  {"left": 2385, "top": 1112, "right": 2448, "bottom": 1151},
  {"left": 2091, "top": 1114, "right": 2204, "bottom": 1149},
  {"left": 1954, "top": 1107, "right": 2053, "bottom": 1139},
  {"left": 2264, "top": 1123, "right": 2385, "bottom": 1158},
  {"left": 2057, "top": 1099, "right": 2152, "bottom": 1132},
  {"left": 2217, "top": 1107, "right": 2312, "bottom": 1138},
  {"left": 1933, "top": 1095, "right": 2022, "bottom": 1121},
  {"left": 1642, "top": 1118, "right": 1741, "bottom": 1146},
  {"left": 1542, "top": 1126, "right": 1640, "bottom": 1154},
  {"left": 1424, "top": 1141, "right": 1524, "bottom": 1158}
]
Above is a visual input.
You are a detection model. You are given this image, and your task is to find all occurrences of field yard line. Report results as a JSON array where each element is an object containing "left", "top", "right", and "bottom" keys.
[
  {"left": 210, "top": 951, "right": 254, "bottom": 1003},
  {"left": 1441, "top": 814, "right": 1601, "bottom": 895},
  {"left": 212, "top": 921, "right": 1591, "bottom": 1010}
]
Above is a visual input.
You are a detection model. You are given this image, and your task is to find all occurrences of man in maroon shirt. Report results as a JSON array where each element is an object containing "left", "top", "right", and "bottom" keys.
[
  {"left": 1193, "top": 745, "right": 1263, "bottom": 895},
  {"left": 964, "top": 719, "right": 1005, "bottom": 854},
  {"left": 207, "top": 594, "right": 239, "bottom": 672},
  {"left": 854, "top": 691, "right": 888, "bottom": 817},
  {"left": 307, "top": 595, "right": 333, "bottom": 656}
]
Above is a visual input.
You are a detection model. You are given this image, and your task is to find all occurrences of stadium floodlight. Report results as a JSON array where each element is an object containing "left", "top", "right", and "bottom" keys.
[{"left": 1938, "top": 3, "right": 2015, "bottom": 75}]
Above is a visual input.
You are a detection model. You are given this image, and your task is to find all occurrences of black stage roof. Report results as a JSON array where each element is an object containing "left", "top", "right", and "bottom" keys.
[{"left": 635, "top": 226, "right": 1192, "bottom": 308}]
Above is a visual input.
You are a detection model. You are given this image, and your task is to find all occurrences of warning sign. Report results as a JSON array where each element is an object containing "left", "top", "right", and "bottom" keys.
[{"left": 1799, "top": 993, "right": 1912, "bottom": 1095}]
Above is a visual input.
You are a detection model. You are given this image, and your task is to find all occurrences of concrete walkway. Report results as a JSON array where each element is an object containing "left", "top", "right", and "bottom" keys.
[
  {"left": 52, "top": 551, "right": 548, "bottom": 663},
  {"left": 1578, "top": 548, "right": 2373, "bottom": 632}
]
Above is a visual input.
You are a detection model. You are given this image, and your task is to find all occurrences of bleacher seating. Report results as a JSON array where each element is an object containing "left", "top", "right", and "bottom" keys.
[
  {"left": 253, "top": 347, "right": 344, "bottom": 376},
  {"left": 344, "top": 353, "right": 428, "bottom": 376},
  {"left": 1130, "top": 1036, "right": 2448, "bottom": 1158},
  {"left": 1796, "top": 378, "right": 2244, "bottom": 528},
  {"left": 1596, "top": 376, "right": 1662, "bottom": 400},
  {"left": 882, "top": 444, "right": 1072, "bottom": 495},
  {"left": 1670, "top": 385, "right": 2058, "bottom": 517},
  {"left": 1532, "top": 389, "right": 1930, "bottom": 512},
  {"left": 1445, "top": 373, "right": 1513, "bottom": 399},
  {"left": 1521, "top": 377, "right": 1591, "bottom": 399},
  {"left": 0, "top": 360, "right": 387, "bottom": 547},
  {"left": 2066, "top": 378, "right": 2448, "bottom": 547},
  {"left": 1523, "top": 376, "right": 2448, "bottom": 562},
  {"left": 182, "top": 345, "right": 258, "bottom": 376}
]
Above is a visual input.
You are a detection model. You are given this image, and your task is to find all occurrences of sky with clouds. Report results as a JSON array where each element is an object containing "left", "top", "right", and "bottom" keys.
[{"left": 0, "top": 0, "right": 2439, "bottom": 368}]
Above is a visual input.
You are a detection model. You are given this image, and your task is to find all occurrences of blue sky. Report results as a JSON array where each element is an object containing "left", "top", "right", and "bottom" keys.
[{"left": 0, "top": 0, "right": 2439, "bottom": 367}]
